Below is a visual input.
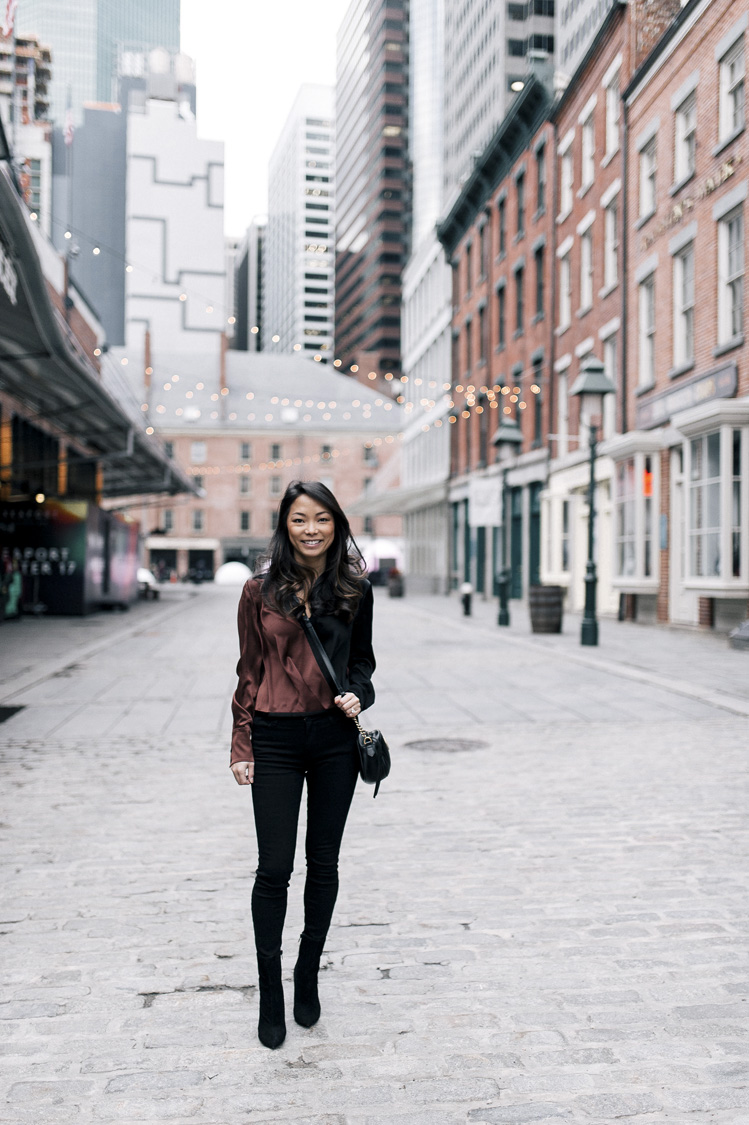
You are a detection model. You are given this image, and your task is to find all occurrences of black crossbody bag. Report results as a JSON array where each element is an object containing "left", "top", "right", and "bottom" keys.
[{"left": 297, "top": 612, "right": 390, "bottom": 798}]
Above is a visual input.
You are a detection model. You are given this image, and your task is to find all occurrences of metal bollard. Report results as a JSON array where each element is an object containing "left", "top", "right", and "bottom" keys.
[{"left": 460, "top": 581, "right": 473, "bottom": 616}]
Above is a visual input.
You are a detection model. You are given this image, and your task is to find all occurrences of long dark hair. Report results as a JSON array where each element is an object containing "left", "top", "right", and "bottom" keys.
[{"left": 258, "top": 480, "right": 366, "bottom": 620}]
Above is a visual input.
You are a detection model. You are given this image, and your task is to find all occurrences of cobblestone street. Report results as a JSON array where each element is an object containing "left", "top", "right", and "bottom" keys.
[{"left": 1, "top": 587, "right": 748, "bottom": 1124}]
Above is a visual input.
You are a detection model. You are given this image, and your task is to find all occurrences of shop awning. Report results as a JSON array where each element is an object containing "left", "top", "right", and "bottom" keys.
[{"left": 0, "top": 150, "right": 197, "bottom": 499}]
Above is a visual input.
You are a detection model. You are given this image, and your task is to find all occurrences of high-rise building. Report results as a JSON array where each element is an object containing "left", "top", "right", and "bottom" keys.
[
  {"left": 264, "top": 84, "right": 335, "bottom": 359},
  {"left": 233, "top": 217, "right": 266, "bottom": 352},
  {"left": 442, "top": 0, "right": 554, "bottom": 206},
  {"left": 16, "top": 0, "right": 180, "bottom": 124},
  {"left": 556, "top": 0, "right": 616, "bottom": 79},
  {"left": 335, "top": 0, "right": 410, "bottom": 383},
  {"left": 0, "top": 32, "right": 53, "bottom": 235}
]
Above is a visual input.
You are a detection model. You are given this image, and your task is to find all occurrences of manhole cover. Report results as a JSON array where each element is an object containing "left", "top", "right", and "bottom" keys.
[
  {"left": 405, "top": 738, "right": 487, "bottom": 753},
  {"left": 0, "top": 706, "right": 24, "bottom": 725}
]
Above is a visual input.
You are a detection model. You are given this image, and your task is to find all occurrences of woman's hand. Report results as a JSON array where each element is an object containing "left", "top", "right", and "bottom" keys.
[
  {"left": 335, "top": 692, "right": 362, "bottom": 719},
  {"left": 231, "top": 761, "right": 254, "bottom": 785}
]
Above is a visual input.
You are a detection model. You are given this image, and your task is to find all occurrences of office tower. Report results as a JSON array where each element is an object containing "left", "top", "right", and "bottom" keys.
[
  {"left": 442, "top": 0, "right": 554, "bottom": 206},
  {"left": 233, "top": 218, "right": 267, "bottom": 352},
  {"left": 556, "top": 0, "right": 616, "bottom": 79},
  {"left": 264, "top": 84, "right": 335, "bottom": 358},
  {"left": 335, "top": 0, "right": 410, "bottom": 382},
  {"left": 16, "top": 0, "right": 180, "bottom": 124}
]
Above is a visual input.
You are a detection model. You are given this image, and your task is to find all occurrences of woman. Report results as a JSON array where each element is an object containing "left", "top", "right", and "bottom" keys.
[{"left": 230, "top": 480, "right": 375, "bottom": 1049}]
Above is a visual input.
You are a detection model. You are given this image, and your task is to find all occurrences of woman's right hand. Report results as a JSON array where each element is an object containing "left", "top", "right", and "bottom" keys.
[{"left": 231, "top": 761, "right": 254, "bottom": 785}]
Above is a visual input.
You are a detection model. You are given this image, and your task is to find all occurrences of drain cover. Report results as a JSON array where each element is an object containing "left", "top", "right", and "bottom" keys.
[
  {"left": 0, "top": 706, "right": 24, "bottom": 725},
  {"left": 405, "top": 738, "right": 487, "bottom": 753}
]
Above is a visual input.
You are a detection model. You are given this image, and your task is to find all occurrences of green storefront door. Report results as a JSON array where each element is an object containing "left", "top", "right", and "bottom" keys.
[{"left": 510, "top": 487, "right": 523, "bottom": 598}]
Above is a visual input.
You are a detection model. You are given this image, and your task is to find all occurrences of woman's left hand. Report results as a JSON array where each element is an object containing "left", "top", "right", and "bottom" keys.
[{"left": 335, "top": 691, "right": 362, "bottom": 718}]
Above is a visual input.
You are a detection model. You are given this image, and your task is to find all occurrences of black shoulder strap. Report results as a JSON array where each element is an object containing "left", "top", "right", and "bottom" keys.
[{"left": 298, "top": 612, "right": 345, "bottom": 697}]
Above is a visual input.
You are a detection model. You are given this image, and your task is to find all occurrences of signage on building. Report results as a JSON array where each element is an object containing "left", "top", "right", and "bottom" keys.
[
  {"left": 636, "top": 362, "right": 737, "bottom": 430},
  {"left": 468, "top": 475, "right": 501, "bottom": 527},
  {"left": 641, "top": 153, "right": 744, "bottom": 251}
]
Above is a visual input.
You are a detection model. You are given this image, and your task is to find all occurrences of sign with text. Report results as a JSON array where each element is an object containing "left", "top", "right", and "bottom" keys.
[{"left": 636, "top": 362, "right": 737, "bottom": 430}]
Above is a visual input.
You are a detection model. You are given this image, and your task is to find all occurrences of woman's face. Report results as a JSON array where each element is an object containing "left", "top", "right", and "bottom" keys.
[{"left": 286, "top": 493, "right": 336, "bottom": 571}]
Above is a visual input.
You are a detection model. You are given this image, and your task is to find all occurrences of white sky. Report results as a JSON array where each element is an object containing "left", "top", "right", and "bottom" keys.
[{"left": 181, "top": 0, "right": 350, "bottom": 238}]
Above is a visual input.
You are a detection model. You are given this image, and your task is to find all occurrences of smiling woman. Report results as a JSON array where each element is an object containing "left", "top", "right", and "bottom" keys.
[{"left": 228, "top": 480, "right": 377, "bottom": 1049}]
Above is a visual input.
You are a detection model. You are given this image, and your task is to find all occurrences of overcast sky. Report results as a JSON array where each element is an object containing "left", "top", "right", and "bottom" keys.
[{"left": 181, "top": 0, "right": 350, "bottom": 238}]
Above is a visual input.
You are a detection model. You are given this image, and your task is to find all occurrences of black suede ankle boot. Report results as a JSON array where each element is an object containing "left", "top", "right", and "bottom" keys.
[
  {"left": 257, "top": 954, "right": 286, "bottom": 1049},
  {"left": 293, "top": 936, "right": 325, "bottom": 1028}
]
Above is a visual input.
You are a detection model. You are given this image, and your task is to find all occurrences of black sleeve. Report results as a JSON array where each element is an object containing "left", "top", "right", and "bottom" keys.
[{"left": 345, "top": 582, "right": 376, "bottom": 711}]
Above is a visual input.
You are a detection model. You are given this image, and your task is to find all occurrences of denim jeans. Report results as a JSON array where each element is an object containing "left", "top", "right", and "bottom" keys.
[{"left": 250, "top": 710, "right": 359, "bottom": 959}]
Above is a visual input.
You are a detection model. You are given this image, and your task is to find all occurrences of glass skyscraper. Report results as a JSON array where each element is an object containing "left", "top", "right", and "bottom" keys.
[{"left": 16, "top": 0, "right": 180, "bottom": 124}]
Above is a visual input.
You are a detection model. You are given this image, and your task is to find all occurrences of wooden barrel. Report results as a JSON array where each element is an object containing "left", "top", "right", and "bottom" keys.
[{"left": 529, "top": 585, "right": 564, "bottom": 634}]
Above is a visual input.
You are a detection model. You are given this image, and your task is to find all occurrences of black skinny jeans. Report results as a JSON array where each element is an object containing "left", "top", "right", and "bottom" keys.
[{"left": 250, "top": 710, "right": 359, "bottom": 960}]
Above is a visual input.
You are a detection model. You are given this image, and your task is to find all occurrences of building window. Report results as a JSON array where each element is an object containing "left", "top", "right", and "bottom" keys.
[
  {"left": 479, "top": 221, "right": 489, "bottom": 279},
  {"left": 364, "top": 444, "right": 377, "bottom": 464},
  {"left": 190, "top": 441, "right": 206, "bottom": 464},
  {"left": 560, "top": 151, "right": 573, "bottom": 215},
  {"left": 364, "top": 515, "right": 374, "bottom": 535},
  {"left": 516, "top": 172, "right": 525, "bottom": 236},
  {"left": 193, "top": 475, "right": 203, "bottom": 490},
  {"left": 616, "top": 459, "right": 636, "bottom": 577},
  {"left": 532, "top": 360, "right": 543, "bottom": 448},
  {"left": 581, "top": 113, "right": 595, "bottom": 189},
  {"left": 321, "top": 443, "right": 332, "bottom": 458},
  {"left": 718, "top": 208, "right": 744, "bottom": 343},
  {"left": 515, "top": 267, "right": 524, "bottom": 334},
  {"left": 673, "top": 243, "right": 695, "bottom": 367},
  {"left": 239, "top": 475, "right": 251, "bottom": 494},
  {"left": 561, "top": 499, "right": 570, "bottom": 572},
  {"left": 536, "top": 144, "right": 546, "bottom": 213},
  {"left": 557, "top": 371, "right": 569, "bottom": 455},
  {"left": 719, "top": 36, "right": 745, "bottom": 142},
  {"left": 497, "top": 285, "right": 507, "bottom": 349},
  {"left": 164, "top": 441, "right": 174, "bottom": 459},
  {"left": 732, "top": 428, "right": 743, "bottom": 578},
  {"left": 534, "top": 245, "right": 544, "bottom": 317},
  {"left": 674, "top": 92, "right": 697, "bottom": 184},
  {"left": 604, "top": 200, "right": 619, "bottom": 289},
  {"left": 559, "top": 254, "right": 571, "bottom": 329},
  {"left": 605, "top": 71, "right": 620, "bottom": 155},
  {"left": 270, "top": 442, "right": 281, "bottom": 460},
  {"left": 240, "top": 441, "right": 252, "bottom": 460},
  {"left": 240, "top": 511, "right": 250, "bottom": 532},
  {"left": 639, "top": 139, "right": 656, "bottom": 219},
  {"left": 498, "top": 196, "right": 507, "bottom": 256},
  {"left": 163, "top": 508, "right": 173, "bottom": 532},
  {"left": 465, "top": 318, "right": 473, "bottom": 372},
  {"left": 689, "top": 431, "right": 722, "bottom": 577},
  {"left": 638, "top": 275, "right": 656, "bottom": 386},
  {"left": 465, "top": 242, "right": 472, "bottom": 294},
  {"left": 603, "top": 333, "right": 618, "bottom": 439},
  {"left": 580, "top": 231, "right": 593, "bottom": 311},
  {"left": 193, "top": 510, "right": 204, "bottom": 533},
  {"left": 270, "top": 475, "right": 282, "bottom": 496},
  {"left": 479, "top": 304, "right": 488, "bottom": 363},
  {"left": 271, "top": 510, "right": 279, "bottom": 532}
]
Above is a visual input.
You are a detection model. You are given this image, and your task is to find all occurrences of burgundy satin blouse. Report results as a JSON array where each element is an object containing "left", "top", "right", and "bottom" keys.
[{"left": 230, "top": 577, "right": 376, "bottom": 765}]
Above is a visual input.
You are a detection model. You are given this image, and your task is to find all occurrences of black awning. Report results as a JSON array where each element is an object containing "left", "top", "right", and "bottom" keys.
[{"left": 0, "top": 153, "right": 196, "bottom": 499}]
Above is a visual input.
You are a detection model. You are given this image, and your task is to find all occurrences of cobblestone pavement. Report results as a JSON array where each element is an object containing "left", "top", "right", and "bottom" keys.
[{"left": 1, "top": 586, "right": 748, "bottom": 1125}]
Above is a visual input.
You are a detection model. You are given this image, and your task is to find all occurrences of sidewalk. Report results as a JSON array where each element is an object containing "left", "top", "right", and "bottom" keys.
[{"left": 1, "top": 585, "right": 748, "bottom": 1125}]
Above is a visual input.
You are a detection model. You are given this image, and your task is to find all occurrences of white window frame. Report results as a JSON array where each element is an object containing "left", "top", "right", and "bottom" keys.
[
  {"left": 163, "top": 508, "right": 173, "bottom": 533},
  {"left": 604, "top": 68, "right": 620, "bottom": 158},
  {"left": 639, "top": 139, "right": 657, "bottom": 220},
  {"left": 190, "top": 441, "right": 207, "bottom": 464},
  {"left": 673, "top": 242, "right": 695, "bottom": 368},
  {"left": 558, "top": 253, "right": 571, "bottom": 329},
  {"left": 240, "top": 510, "right": 251, "bottom": 532},
  {"left": 719, "top": 36, "right": 745, "bottom": 143},
  {"left": 239, "top": 474, "right": 251, "bottom": 495},
  {"left": 609, "top": 434, "right": 664, "bottom": 591},
  {"left": 270, "top": 474, "right": 282, "bottom": 496},
  {"left": 192, "top": 509, "right": 204, "bottom": 533},
  {"left": 602, "top": 330, "right": 618, "bottom": 440},
  {"left": 674, "top": 92, "right": 697, "bottom": 185},
  {"left": 581, "top": 114, "right": 595, "bottom": 190},
  {"left": 555, "top": 356, "right": 571, "bottom": 457},
  {"left": 718, "top": 206, "right": 744, "bottom": 345},
  {"left": 240, "top": 441, "right": 252, "bottom": 460},
  {"left": 638, "top": 274, "right": 656, "bottom": 387},
  {"left": 604, "top": 199, "right": 619, "bottom": 290},
  {"left": 560, "top": 151, "right": 573, "bottom": 217},
  {"left": 579, "top": 230, "right": 593, "bottom": 312}
]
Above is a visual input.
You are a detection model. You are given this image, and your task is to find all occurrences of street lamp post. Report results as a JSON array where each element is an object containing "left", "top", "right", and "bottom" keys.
[
  {"left": 492, "top": 415, "right": 523, "bottom": 627},
  {"left": 569, "top": 355, "right": 616, "bottom": 647}
]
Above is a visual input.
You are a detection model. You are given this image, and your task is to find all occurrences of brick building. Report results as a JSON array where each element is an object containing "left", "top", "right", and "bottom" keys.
[
  {"left": 438, "top": 76, "right": 554, "bottom": 597},
  {"left": 615, "top": 0, "right": 748, "bottom": 630}
]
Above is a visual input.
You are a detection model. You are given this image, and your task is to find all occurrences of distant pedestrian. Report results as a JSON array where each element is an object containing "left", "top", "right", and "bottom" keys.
[{"left": 229, "top": 480, "right": 376, "bottom": 1049}]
